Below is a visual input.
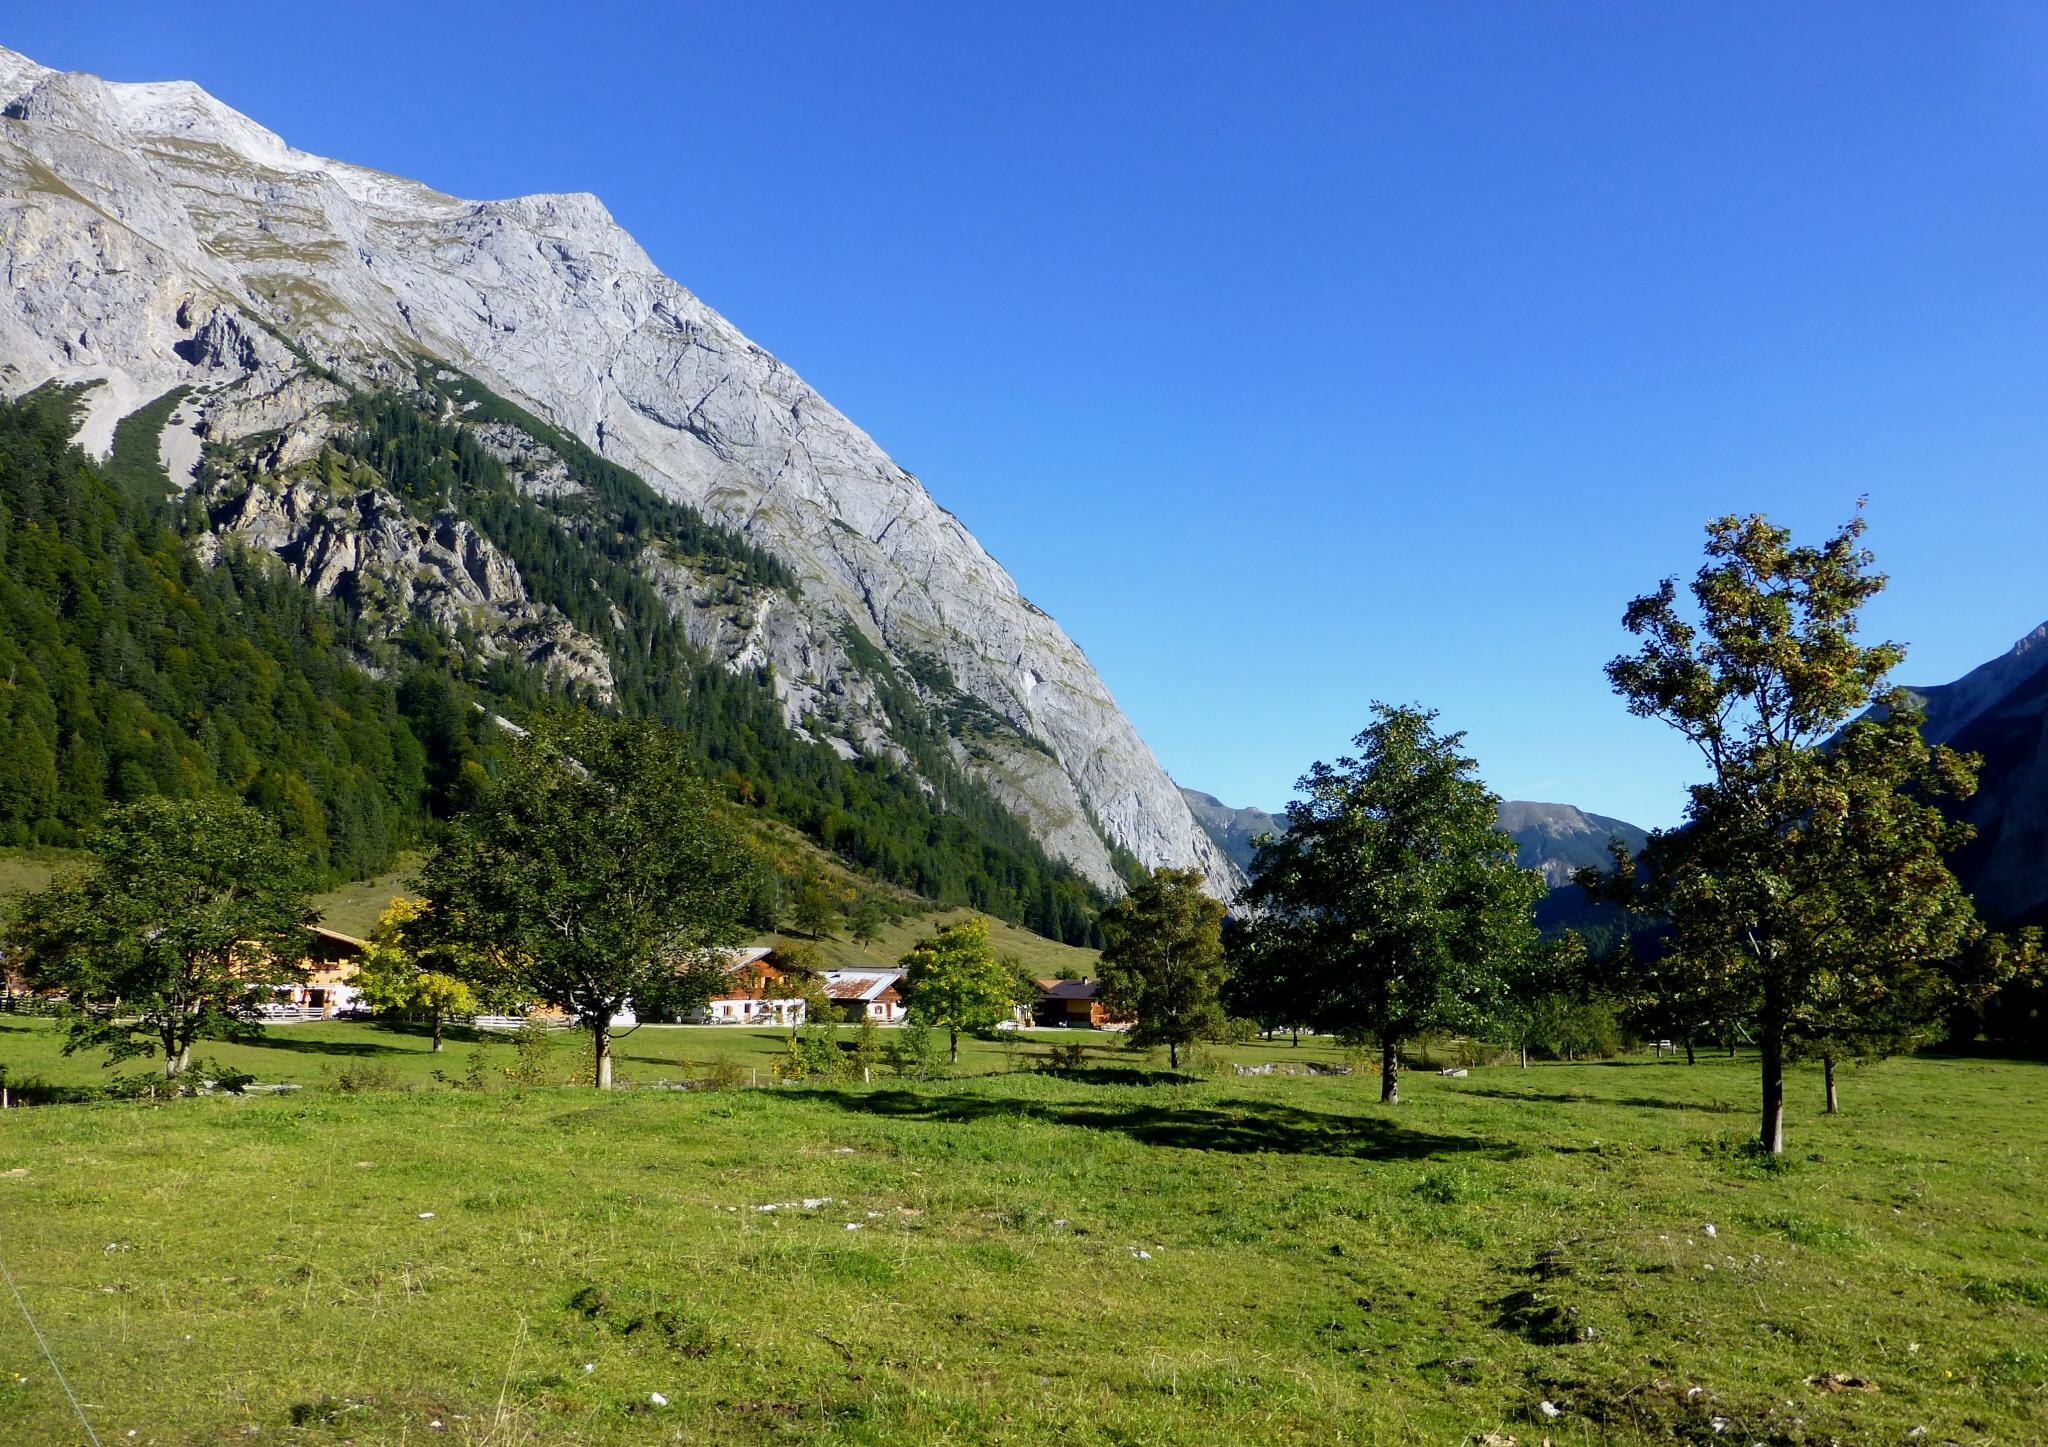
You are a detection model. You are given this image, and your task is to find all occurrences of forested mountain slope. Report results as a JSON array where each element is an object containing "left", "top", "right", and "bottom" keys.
[
  {"left": 0, "top": 384, "right": 1115, "bottom": 942},
  {"left": 0, "top": 43, "right": 1230, "bottom": 903}
]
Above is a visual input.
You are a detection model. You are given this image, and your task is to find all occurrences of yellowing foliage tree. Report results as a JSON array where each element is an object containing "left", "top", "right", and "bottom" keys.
[{"left": 352, "top": 896, "right": 481, "bottom": 1052}]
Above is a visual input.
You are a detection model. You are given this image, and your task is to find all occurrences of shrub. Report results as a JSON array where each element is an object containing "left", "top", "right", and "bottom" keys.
[
  {"left": 850, "top": 1019, "right": 884, "bottom": 1082},
  {"left": 1414, "top": 1165, "right": 1487, "bottom": 1205},
  {"left": 330, "top": 1062, "right": 399, "bottom": 1094},
  {"left": 506, "top": 1018, "right": 555, "bottom": 1091},
  {"left": 886, "top": 1020, "right": 947, "bottom": 1080},
  {"left": 203, "top": 1061, "right": 257, "bottom": 1095},
  {"left": 1042, "top": 1042, "right": 1088, "bottom": 1073}
]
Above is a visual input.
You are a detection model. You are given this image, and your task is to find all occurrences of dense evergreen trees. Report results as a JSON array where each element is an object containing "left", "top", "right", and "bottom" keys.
[
  {"left": 0, "top": 391, "right": 465, "bottom": 879},
  {"left": 335, "top": 380, "right": 1109, "bottom": 941},
  {"left": 0, "top": 378, "right": 1112, "bottom": 943}
]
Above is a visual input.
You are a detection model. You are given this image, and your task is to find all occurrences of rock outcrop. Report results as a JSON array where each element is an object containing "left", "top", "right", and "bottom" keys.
[{"left": 0, "top": 44, "right": 1230, "bottom": 895}]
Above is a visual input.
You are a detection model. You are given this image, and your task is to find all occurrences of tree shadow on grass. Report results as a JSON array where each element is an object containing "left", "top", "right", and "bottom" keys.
[
  {"left": 1036, "top": 1066, "right": 1174, "bottom": 1088},
  {"left": 1459, "top": 1085, "right": 1743, "bottom": 1115},
  {"left": 243, "top": 1033, "right": 414, "bottom": 1058},
  {"left": 803, "top": 1087, "right": 1497, "bottom": 1161}
]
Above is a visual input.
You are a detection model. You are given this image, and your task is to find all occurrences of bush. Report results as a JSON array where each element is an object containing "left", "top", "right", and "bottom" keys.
[
  {"left": 506, "top": 1018, "right": 555, "bottom": 1091},
  {"left": 850, "top": 1019, "right": 883, "bottom": 1082},
  {"left": 1042, "top": 1042, "right": 1088, "bottom": 1073},
  {"left": 702, "top": 1059, "right": 748, "bottom": 1091},
  {"left": 330, "top": 1061, "right": 400, "bottom": 1094},
  {"left": 1413, "top": 1165, "right": 1487, "bottom": 1205},
  {"left": 886, "top": 1020, "right": 947, "bottom": 1080},
  {"left": 202, "top": 1061, "right": 257, "bottom": 1095}
]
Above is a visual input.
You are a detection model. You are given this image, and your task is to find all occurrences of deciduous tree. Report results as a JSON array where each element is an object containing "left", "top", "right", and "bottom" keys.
[
  {"left": 417, "top": 715, "right": 759, "bottom": 1089},
  {"left": 1097, "top": 867, "right": 1227, "bottom": 1069},
  {"left": 900, "top": 917, "right": 1015, "bottom": 1062},
  {"left": 790, "top": 870, "right": 838, "bottom": 941},
  {"left": 1235, "top": 704, "right": 1542, "bottom": 1103},
  {"left": 1592, "top": 511, "right": 1985, "bottom": 1151},
  {"left": 352, "top": 896, "right": 481, "bottom": 1052},
  {"left": 847, "top": 892, "right": 887, "bottom": 948},
  {"left": 8, "top": 796, "right": 313, "bottom": 1079}
]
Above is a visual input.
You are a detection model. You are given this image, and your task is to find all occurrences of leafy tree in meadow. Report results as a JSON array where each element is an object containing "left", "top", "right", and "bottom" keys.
[
  {"left": 900, "top": 917, "right": 1016, "bottom": 1062},
  {"left": 417, "top": 715, "right": 760, "bottom": 1089},
  {"left": 1097, "top": 866, "right": 1228, "bottom": 1069},
  {"left": 7, "top": 796, "right": 313, "bottom": 1079},
  {"left": 790, "top": 870, "right": 839, "bottom": 941},
  {"left": 1235, "top": 704, "right": 1543, "bottom": 1103},
  {"left": 352, "top": 896, "right": 481, "bottom": 1052},
  {"left": 1589, "top": 511, "right": 1990, "bottom": 1151},
  {"left": 1222, "top": 915, "right": 1315, "bottom": 1046},
  {"left": 1497, "top": 931, "right": 1590, "bottom": 1068},
  {"left": 847, "top": 892, "right": 888, "bottom": 948}
]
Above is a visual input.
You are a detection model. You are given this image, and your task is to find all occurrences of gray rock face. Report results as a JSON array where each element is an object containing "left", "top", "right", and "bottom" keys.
[
  {"left": 1177, "top": 787, "right": 1281, "bottom": 878},
  {"left": 0, "top": 44, "right": 1229, "bottom": 895},
  {"left": 203, "top": 465, "right": 616, "bottom": 699},
  {"left": 1493, "top": 801, "right": 1650, "bottom": 889}
]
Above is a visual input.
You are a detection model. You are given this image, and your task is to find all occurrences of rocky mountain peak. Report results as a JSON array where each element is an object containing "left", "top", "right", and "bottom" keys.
[{"left": 0, "top": 43, "right": 1233, "bottom": 899}]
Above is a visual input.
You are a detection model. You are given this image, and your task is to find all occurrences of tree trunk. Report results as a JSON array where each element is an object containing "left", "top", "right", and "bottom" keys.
[
  {"left": 1520, "top": 1045, "right": 1528, "bottom": 1069},
  {"left": 1823, "top": 1052, "right": 1839, "bottom": 1115},
  {"left": 1684, "top": 1037, "right": 1696, "bottom": 1067},
  {"left": 1380, "top": 1037, "right": 1399, "bottom": 1104},
  {"left": 1567, "top": 1045, "right": 1575, "bottom": 1062},
  {"left": 1759, "top": 980, "right": 1786, "bottom": 1155},
  {"left": 1291, "top": 1027, "right": 1299, "bottom": 1047},
  {"left": 1169, "top": 1040, "right": 1180, "bottom": 1069},
  {"left": 949, "top": 1026, "right": 959, "bottom": 1063},
  {"left": 593, "top": 1015, "right": 614, "bottom": 1091},
  {"left": 431, "top": 1010, "right": 445, "bottom": 1053},
  {"left": 168, "top": 1037, "right": 192, "bottom": 1079},
  {"left": 1727, "top": 1040, "right": 1736, "bottom": 1058}
]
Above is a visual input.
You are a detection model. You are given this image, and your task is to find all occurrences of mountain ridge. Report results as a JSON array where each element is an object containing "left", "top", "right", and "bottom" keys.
[
  {"left": 1178, "top": 785, "right": 1648, "bottom": 889},
  {"left": 1899, "top": 620, "right": 2048, "bottom": 925},
  {"left": 0, "top": 43, "right": 1231, "bottom": 898}
]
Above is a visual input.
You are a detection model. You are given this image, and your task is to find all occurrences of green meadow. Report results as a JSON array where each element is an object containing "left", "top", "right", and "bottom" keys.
[{"left": 0, "top": 1024, "right": 2042, "bottom": 1444}]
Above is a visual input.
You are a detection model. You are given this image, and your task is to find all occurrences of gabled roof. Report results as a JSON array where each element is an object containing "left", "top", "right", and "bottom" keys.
[
  {"left": 821, "top": 968, "right": 904, "bottom": 1002},
  {"left": 1036, "top": 977, "right": 1100, "bottom": 1001},
  {"left": 722, "top": 946, "right": 776, "bottom": 974}
]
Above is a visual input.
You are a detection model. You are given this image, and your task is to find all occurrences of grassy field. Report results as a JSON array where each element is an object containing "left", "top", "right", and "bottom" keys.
[
  {"left": 0, "top": 1025, "right": 2042, "bottom": 1445},
  {"left": 0, "top": 849, "right": 65, "bottom": 910}
]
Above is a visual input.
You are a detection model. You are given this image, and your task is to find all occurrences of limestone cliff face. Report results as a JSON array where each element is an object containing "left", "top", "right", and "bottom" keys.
[{"left": 0, "top": 45, "right": 1230, "bottom": 895}]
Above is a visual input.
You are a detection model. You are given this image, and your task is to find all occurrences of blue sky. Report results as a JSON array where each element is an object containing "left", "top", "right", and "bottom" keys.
[{"left": 19, "top": 3, "right": 2048, "bottom": 827}]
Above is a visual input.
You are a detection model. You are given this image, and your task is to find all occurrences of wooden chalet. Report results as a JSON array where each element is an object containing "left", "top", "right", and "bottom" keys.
[
  {"left": 698, "top": 946, "right": 806, "bottom": 1026},
  {"left": 820, "top": 968, "right": 906, "bottom": 1023},
  {"left": 1030, "top": 977, "right": 1128, "bottom": 1029}
]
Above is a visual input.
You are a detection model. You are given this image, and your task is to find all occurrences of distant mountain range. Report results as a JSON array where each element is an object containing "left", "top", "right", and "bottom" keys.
[
  {"left": 1186, "top": 617, "right": 2048, "bottom": 932},
  {"left": 1178, "top": 787, "right": 1649, "bottom": 888},
  {"left": 1177, "top": 790, "right": 1287, "bottom": 877}
]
